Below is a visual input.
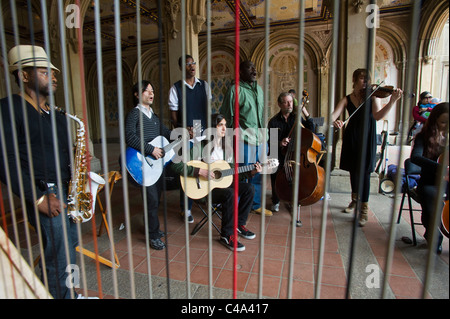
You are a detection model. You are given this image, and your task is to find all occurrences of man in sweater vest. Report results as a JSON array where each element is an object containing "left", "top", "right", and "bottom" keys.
[{"left": 168, "top": 54, "right": 212, "bottom": 223}]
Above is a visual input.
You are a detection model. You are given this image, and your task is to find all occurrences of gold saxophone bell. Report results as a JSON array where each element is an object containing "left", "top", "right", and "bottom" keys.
[{"left": 61, "top": 108, "right": 106, "bottom": 223}]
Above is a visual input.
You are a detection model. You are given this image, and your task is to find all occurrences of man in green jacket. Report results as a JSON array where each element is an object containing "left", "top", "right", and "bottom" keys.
[{"left": 220, "top": 61, "right": 272, "bottom": 216}]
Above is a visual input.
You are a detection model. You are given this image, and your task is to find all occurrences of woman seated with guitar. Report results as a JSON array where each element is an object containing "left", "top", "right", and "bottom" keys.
[
  {"left": 410, "top": 102, "right": 448, "bottom": 254},
  {"left": 172, "top": 113, "right": 262, "bottom": 251}
]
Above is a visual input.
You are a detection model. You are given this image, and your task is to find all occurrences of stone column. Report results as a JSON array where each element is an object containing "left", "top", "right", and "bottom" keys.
[
  {"left": 52, "top": 0, "right": 101, "bottom": 173},
  {"left": 164, "top": 0, "right": 206, "bottom": 85}
]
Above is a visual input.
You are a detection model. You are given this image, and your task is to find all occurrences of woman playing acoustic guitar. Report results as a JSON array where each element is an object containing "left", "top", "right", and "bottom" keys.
[{"left": 172, "top": 113, "right": 262, "bottom": 251}]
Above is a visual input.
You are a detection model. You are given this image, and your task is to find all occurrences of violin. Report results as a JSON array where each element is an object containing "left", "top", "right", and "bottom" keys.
[
  {"left": 364, "top": 84, "right": 414, "bottom": 99},
  {"left": 362, "top": 84, "right": 395, "bottom": 98}
]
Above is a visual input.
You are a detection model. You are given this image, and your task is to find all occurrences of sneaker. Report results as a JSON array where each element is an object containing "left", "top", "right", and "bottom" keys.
[
  {"left": 237, "top": 225, "right": 256, "bottom": 239},
  {"left": 271, "top": 203, "right": 280, "bottom": 212},
  {"left": 150, "top": 238, "right": 165, "bottom": 250},
  {"left": 180, "top": 210, "right": 194, "bottom": 223},
  {"left": 220, "top": 235, "right": 245, "bottom": 251},
  {"left": 251, "top": 207, "right": 273, "bottom": 216}
]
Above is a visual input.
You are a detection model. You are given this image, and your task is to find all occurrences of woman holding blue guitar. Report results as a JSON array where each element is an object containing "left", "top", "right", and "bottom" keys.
[{"left": 125, "top": 80, "right": 171, "bottom": 250}]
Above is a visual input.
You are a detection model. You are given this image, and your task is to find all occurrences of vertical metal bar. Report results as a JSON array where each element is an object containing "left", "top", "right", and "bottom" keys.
[
  {"left": 422, "top": 136, "right": 449, "bottom": 297},
  {"left": 344, "top": 0, "right": 377, "bottom": 299},
  {"left": 40, "top": 0, "right": 75, "bottom": 299},
  {"left": 257, "top": 0, "right": 270, "bottom": 299},
  {"left": 232, "top": 0, "right": 241, "bottom": 300},
  {"left": 92, "top": 0, "right": 120, "bottom": 299},
  {"left": 381, "top": 0, "right": 421, "bottom": 299},
  {"left": 0, "top": 0, "right": 35, "bottom": 297},
  {"left": 287, "top": 0, "right": 305, "bottom": 299},
  {"left": 206, "top": 0, "right": 214, "bottom": 299},
  {"left": 115, "top": 0, "right": 136, "bottom": 299},
  {"left": 315, "top": 0, "right": 341, "bottom": 299},
  {"left": 179, "top": 0, "right": 192, "bottom": 299},
  {"left": 8, "top": 0, "right": 52, "bottom": 293},
  {"left": 56, "top": 0, "right": 89, "bottom": 298},
  {"left": 133, "top": 0, "right": 155, "bottom": 299},
  {"left": 156, "top": 0, "right": 172, "bottom": 299}
]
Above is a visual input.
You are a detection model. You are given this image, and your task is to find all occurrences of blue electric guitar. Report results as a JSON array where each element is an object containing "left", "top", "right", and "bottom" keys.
[
  {"left": 126, "top": 124, "right": 201, "bottom": 186},
  {"left": 126, "top": 136, "right": 183, "bottom": 186}
]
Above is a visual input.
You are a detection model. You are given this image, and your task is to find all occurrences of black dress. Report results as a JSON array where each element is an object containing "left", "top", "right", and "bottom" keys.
[{"left": 339, "top": 95, "right": 377, "bottom": 174}]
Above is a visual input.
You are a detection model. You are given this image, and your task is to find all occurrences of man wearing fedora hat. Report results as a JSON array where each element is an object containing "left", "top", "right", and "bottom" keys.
[{"left": 0, "top": 45, "right": 83, "bottom": 299}]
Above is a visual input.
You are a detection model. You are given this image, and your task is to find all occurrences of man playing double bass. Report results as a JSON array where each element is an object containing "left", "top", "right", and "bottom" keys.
[{"left": 268, "top": 91, "right": 315, "bottom": 212}]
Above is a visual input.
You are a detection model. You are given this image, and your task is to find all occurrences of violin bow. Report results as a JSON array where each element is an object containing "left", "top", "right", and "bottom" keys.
[{"left": 342, "top": 80, "right": 384, "bottom": 126}]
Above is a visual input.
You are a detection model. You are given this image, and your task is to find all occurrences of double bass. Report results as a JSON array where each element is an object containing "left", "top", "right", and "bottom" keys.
[{"left": 275, "top": 91, "right": 325, "bottom": 206}]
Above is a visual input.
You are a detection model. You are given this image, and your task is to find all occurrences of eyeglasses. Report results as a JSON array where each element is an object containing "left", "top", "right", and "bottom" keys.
[
  {"left": 186, "top": 62, "right": 196, "bottom": 66},
  {"left": 425, "top": 96, "right": 432, "bottom": 99}
]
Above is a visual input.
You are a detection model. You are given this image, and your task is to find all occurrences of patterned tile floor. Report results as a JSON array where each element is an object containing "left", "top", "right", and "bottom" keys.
[
  {"left": 69, "top": 142, "right": 448, "bottom": 299},
  {"left": 5, "top": 143, "right": 447, "bottom": 299}
]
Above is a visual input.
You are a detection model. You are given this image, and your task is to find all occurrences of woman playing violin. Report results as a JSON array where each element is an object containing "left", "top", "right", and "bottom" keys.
[{"left": 332, "top": 68, "right": 403, "bottom": 226}]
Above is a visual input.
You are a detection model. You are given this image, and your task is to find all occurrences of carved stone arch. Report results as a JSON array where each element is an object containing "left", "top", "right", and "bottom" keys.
[
  {"left": 197, "top": 40, "right": 245, "bottom": 113},
  {"left": 251, "top": 30, "right": 322, "bottom": 118},
  {"left": 48, "top": 0, "right": 92, "bottom": 53},
  {"left": 251, "top": 30, "right": 323, "bottom": 73},
  {"left": 377, "top": 22, "right": 408, "bottom": 68},
  {"left": 198, "top": 40, "right": 250, "bottom": 65},
  {"left": 419, "top": 0, "right": 449, "bottom": 59},
  {"left": 374, "top": 24, "right": 408, "bottom": 132},
  {"left": 85, "top": 56, "right": 133, "bottom": 142},
  {"left": 187, "top": 0, "right": 207, "bottom": 17},
  {"left": 136, "top": 48, "right": 170, "bottom": 123}
]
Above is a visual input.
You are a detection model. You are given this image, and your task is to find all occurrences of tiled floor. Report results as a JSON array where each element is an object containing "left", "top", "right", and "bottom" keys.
[
  {"left": 4, "top": 143, "right": 448, "bottom": 299},
  {"left": 73, "top": 158, "right": 448, "bottom": 299}
]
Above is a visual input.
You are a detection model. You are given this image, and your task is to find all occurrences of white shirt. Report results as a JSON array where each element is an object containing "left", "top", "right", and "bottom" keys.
[
  {"left": 136, "top": 104, "right": 153, "bottom": 119},
  {"left": 168, "top": 77, "right": 212, "bottom": 111},
  {"left": 209, "top": 144, "right": 224, "bottom": 163}
]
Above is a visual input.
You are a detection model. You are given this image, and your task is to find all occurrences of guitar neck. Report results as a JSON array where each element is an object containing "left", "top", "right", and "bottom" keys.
[
  {"left": 163, "top": 138, "right": 182, "bottom": 152},
  {"left": 221, "top": 164, "right": 255, "bottom": 177}
]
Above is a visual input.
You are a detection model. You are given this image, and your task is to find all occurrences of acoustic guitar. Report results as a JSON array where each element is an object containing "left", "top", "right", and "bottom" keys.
[{"left": 180, "top": 159, "right": 279, "bottom": 199}]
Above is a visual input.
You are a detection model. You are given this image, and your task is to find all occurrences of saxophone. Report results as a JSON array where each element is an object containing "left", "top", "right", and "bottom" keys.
[{"left": 57, "top": 107, "right": 106, "bottom": 223}]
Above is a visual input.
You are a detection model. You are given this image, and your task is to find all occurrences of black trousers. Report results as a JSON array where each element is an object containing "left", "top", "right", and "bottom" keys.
[
  {"left": 212, "top": 182, "right": 255, "bottom": 237},
  {"left": 350, "top": 170, "right": 371, "bottom": 203},
  {"left": 418, "top": 183, "right": 444, "bottom": 245},
  {"left": 143, "top": 176, "right": 163, "bottom": 239}
]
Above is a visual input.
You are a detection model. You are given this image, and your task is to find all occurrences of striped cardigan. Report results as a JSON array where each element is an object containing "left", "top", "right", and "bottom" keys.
[{"left": 125, "top": 107, "right": 171, "bottom": 156}]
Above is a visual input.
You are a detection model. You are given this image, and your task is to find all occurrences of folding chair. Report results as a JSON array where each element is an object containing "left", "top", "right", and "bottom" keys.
[
  {"left": 76, "top": 171, "right": 122, "bottom": 269},
  {"left": 397, "top": 159, "right": 422, "bottom": 245},
  {"left": 191, "top": 199, "right": 222, "bottom": 236}
]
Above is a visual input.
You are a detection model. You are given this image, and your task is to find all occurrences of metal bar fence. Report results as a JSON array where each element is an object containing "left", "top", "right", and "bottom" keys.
[{"left": 0, "top": 0, "right": 448, "bottom": 301}]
